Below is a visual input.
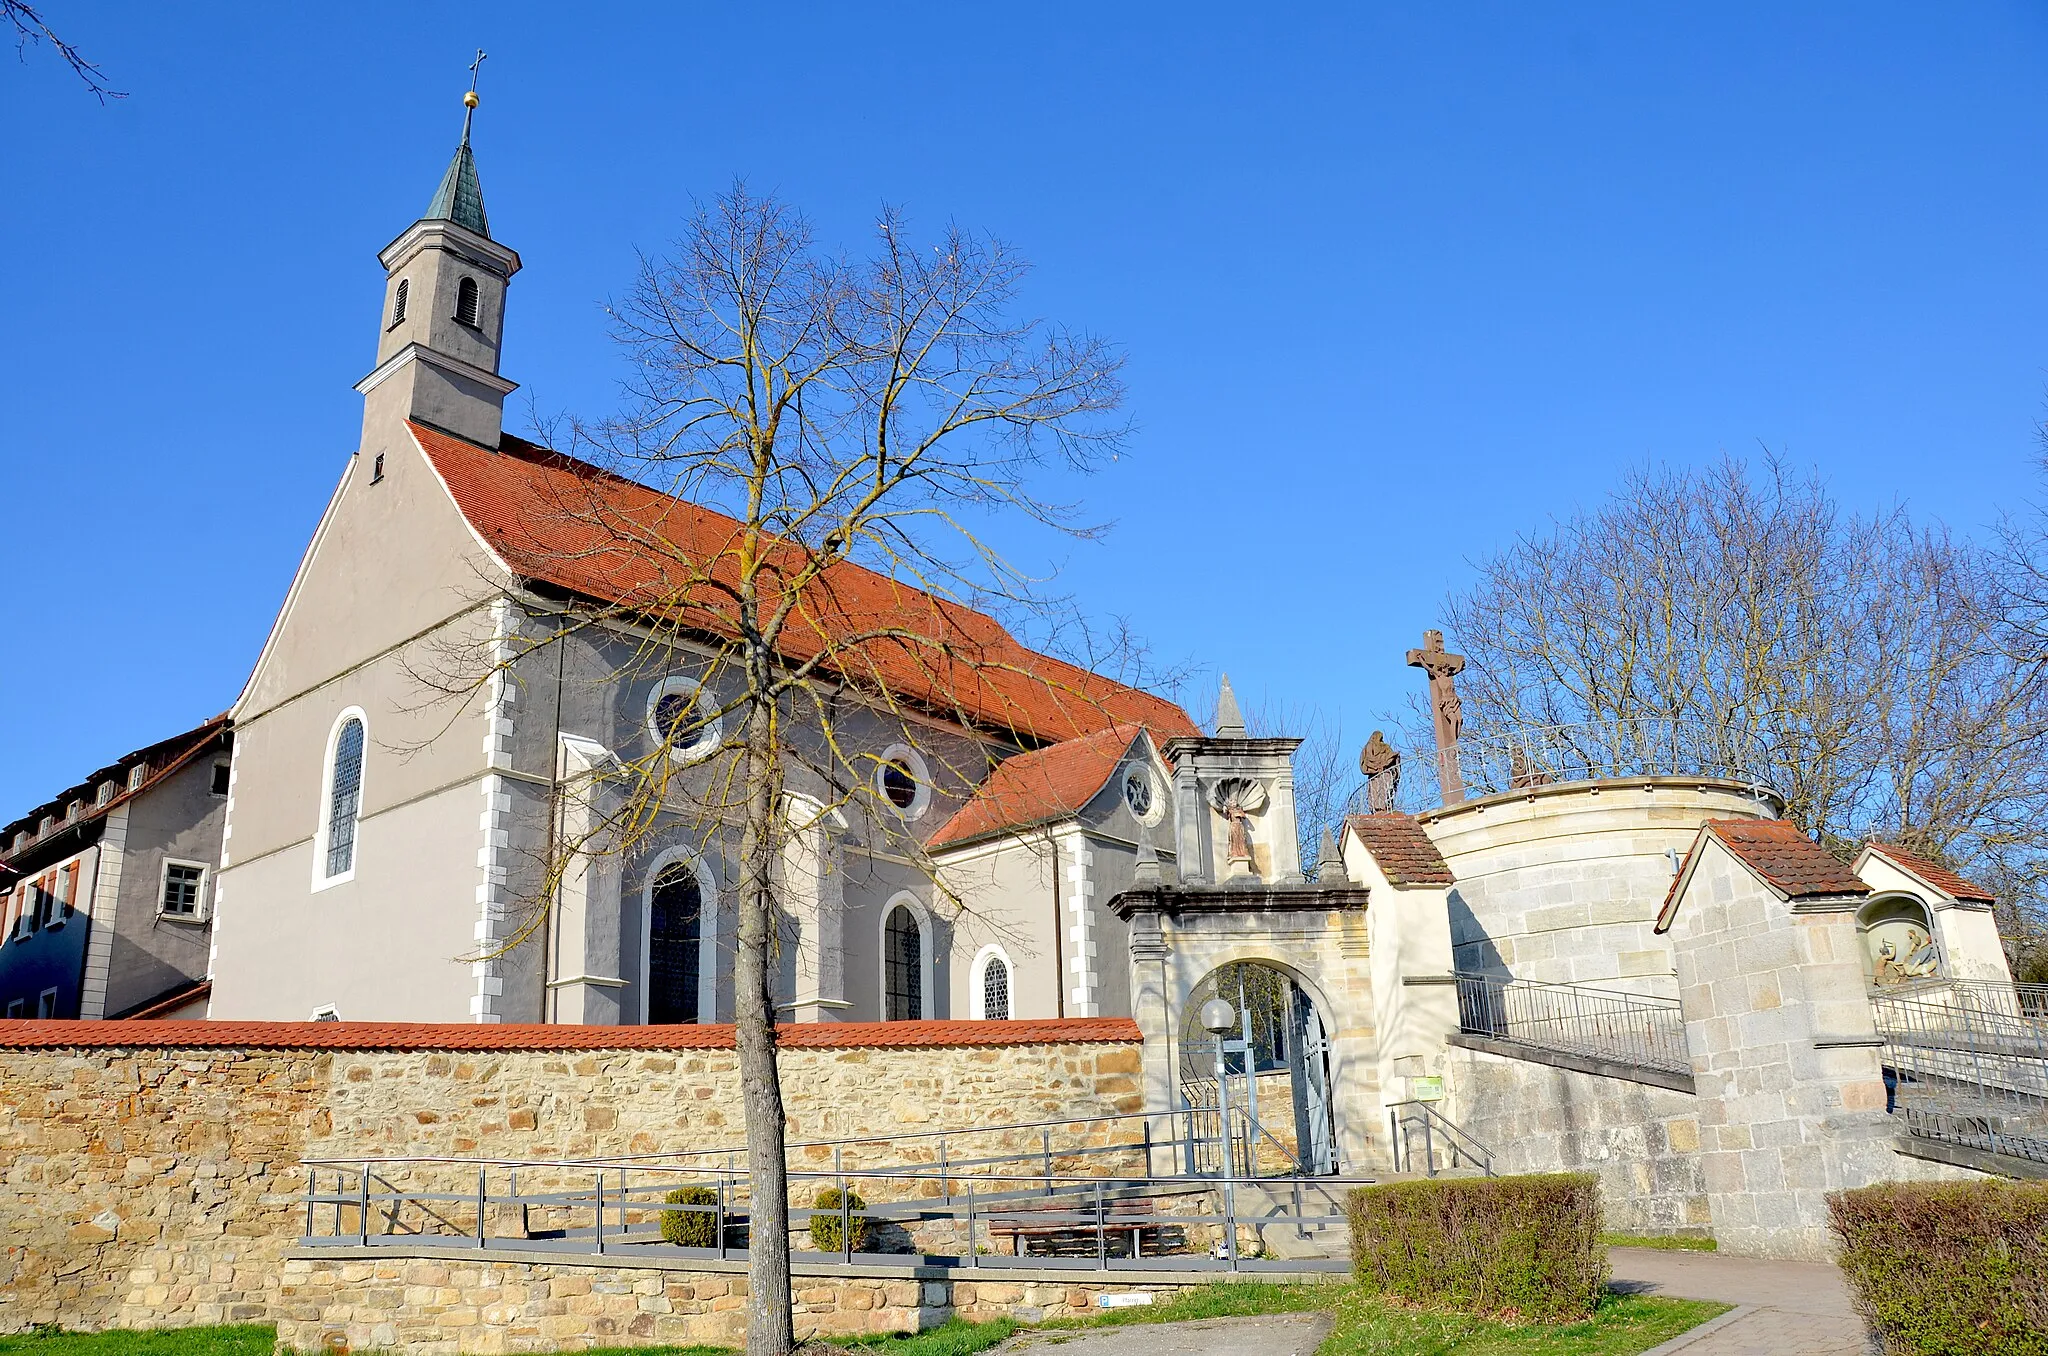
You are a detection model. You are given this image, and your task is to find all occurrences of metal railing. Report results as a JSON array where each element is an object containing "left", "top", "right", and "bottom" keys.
[
  {"left": 1383, "top": 717, "right": 1780, "bottom": 810},
  {"left": 1871, "top": 982, "right": 2048, "bottom": 1166},
  {"left": 295, "top": 1154, "right": 1363, "bottom": 1274},
  {"left": 1455, "top": 972, "right": 1693, "bottom": 1077},
  {"left": 1387, "top": 1102, "right": 1494, "bottom": 1177}
]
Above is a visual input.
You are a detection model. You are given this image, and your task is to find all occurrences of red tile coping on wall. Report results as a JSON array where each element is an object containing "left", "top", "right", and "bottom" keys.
[
  {"left": 1342, "top": 813, "right": 1455, "bottom": 886},
  {"left": 0, "top": 1016, "right": 1140, "bottom": 1052}
]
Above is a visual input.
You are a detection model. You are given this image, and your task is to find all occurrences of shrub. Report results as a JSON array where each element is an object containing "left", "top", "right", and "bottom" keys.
[
  {"left": 659, "top": 1185, "right": 720, "bottom": 1247},
  {"left": 1828, "top": 1180, "right": 2048, "bottom": 1355},
  {"left": 810, "top": 1186, "right": 869, "bottom": 1253},
  {"left": 1348, "top": 1172, "right": 1608, "bottom": 1322}
]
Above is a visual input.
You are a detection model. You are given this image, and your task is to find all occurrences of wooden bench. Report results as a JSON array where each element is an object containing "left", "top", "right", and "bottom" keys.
[{"left": 984, "top": 1196, "right": 1183, "bottom": 1258}]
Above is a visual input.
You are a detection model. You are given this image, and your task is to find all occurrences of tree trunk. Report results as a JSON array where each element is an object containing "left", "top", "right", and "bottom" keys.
[{"left": 734, "top": 697, "right": 792, "bottom": 1356}]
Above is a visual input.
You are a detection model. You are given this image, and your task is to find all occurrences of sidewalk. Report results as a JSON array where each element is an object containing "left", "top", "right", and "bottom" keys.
[{"left": 1613, "top": 1247, "right": 1874, "bottom": 1356}]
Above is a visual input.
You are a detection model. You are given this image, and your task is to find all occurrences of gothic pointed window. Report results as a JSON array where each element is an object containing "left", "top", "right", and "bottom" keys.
[
  {"left": 884, "top": 904, "right": 923, "bottom": 1021},
  {"left": 455, "top": 276, "right": 481, "bottom": 328},
  {"left": 322, "top": 716, "right": 365, "bottom": 880},
  {"left": 389, "top": 279, "right": 409, "bottom": 328},
  {"left": 648, "top": 862, "right": 702, "bottom": 1024}
]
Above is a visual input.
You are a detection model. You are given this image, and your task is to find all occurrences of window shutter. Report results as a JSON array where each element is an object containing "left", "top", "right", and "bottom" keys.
[{"left": 62, "top": 861, "right": 80, "bottom": 917}]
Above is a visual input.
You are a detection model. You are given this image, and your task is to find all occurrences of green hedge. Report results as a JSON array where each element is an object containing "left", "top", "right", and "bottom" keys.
[
  {"left": 658, "top": 1185, "right": 719, "bottom": 1247},
  {"left": 1348, "top": 1173, "right": 1608, "bottom": 1322},
  {"left": 809, "top": 1186, "right": 869, "bottom": 1253},
  {"left": 1828, "top": 1180, "right": 2048, "bottom": 1355}
]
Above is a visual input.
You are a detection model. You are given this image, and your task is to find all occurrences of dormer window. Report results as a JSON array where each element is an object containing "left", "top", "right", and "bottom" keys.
[
  {"left": 389, "top": 278, "right": 409, "bottom": 329},
  {"left": 128, "top": 764, "right": 147, "bottom": 791},
  {"left": 455, "top": 276, "right": 481, "bottom": 328}
]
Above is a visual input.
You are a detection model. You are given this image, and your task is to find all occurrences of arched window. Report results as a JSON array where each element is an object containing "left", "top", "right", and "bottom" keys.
[
  {"left": 389, "top": 278, "right": 409, "bottom": 328},
  {"left": 318, "top": 712, "right": 366, "bottom": 884},
  {"left": 974, "top": 947, "right": 1012, "bottom": 1022},
  {"left": 884, "top": 903, "right": 924, "bottom": 1021},
  {"left": 647, "top": 861, "right": 702, "bottom": 1024},
  {"left": 455, "top": 276, "right": 481, "bottom": 328}
]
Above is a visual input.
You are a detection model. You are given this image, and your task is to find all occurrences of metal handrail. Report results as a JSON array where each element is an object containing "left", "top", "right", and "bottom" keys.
[
  {"left": 1872, "top": 982, "right": 2048, "bottom": 1167},
  {"left": 1379, "top": 717, "right": 1780, "bottom": 811},
  {"left": 296, "top": 1156, "right": 1372, "bottom": 1275},
  {"left": 1388, "top": 1102, "right": 1494, "bottom": 1177},
  {"left": 1455, "top": 972, "right": 1693, "bottom": 1076}
]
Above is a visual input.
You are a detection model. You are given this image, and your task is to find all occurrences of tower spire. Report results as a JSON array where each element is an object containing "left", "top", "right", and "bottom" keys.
[{"left": 427, "top": 51, "right": 491, "bottom": 238}]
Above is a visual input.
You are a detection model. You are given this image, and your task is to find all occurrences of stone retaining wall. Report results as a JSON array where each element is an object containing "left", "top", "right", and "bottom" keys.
[
  {"left": 0, "top": 1018, "right": 1143, "bottom": 1335},
  {"left": 271, "top": 1253, "right": 1218, "bottom": 1354},
  {"left": 1448, "top": 1042, "right": 1710, "bottom": 1235}
]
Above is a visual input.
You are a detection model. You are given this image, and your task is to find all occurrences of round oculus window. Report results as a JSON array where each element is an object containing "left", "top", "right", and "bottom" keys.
[
  {"left": 1124, "top": 768, "right": 1154, "bottom": 818},
  {"left": 881, "top": 758, "right": 918, "bottom": 810},
  {"left": 647, "top": 680, "right": 720, "bottom": 762}
]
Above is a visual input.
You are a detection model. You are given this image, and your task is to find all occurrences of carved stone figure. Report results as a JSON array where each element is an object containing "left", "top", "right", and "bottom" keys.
[
  {"left": 1210, "top": 776, "right": 1269, "bottom": 879},
  {"left": 1406, "top": 629, "right": 1468, "bottom": 803},
  {"left": 1509, "top": 748, "right": 1552, "bottom": 791},
  {"left": 1359, "top": 731, "right": 1401, "bottom": 814}
]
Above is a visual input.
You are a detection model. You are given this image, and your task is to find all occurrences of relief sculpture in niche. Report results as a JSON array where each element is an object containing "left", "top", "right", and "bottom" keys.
[{"left": 1211, "top": 776, "right": 1268, "bottom": 880}]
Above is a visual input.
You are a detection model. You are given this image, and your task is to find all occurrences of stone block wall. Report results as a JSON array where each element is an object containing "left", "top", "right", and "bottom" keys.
[
  {"left": 0, "top": 1018, "right": 1142, "bottom": 1335},
  {"left": 270, "top": 1254, "right": 1199, "bottom": 1354},
  {"left": 1423, "top": 780, "right": 1775, "bottom": 997},
  {"left": 1447, "top": 1044, "right": 1708, "bottom": 1235}
]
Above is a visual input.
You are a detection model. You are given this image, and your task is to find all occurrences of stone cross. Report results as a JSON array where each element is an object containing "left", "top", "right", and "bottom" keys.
[{"left": 1406, "top": 629, "right": 1467, "bottom": 804}]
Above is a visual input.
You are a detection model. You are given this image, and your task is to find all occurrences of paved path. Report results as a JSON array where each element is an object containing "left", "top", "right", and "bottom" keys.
[
  {"left": 1614, "top": 1247, "right": 1874, "bottom": 1356},
  {"left": 1000, "top": 1313, "right": 1332, "bottom": 1356}
]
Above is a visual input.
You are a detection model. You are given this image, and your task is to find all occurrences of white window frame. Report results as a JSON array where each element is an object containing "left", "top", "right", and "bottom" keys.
[
  {"left": 4, "top": 998, "right": 22, "bottom": 1018},
  {"left": 875, "top": 744, "right": 933, "bottom": 822},
  {"left": 645, "top": 677, "right": 723, "bottom": 766},
  {"left": 158, "top": 858, "right": 212, "bottom": 923},
  {"left": 970, "top": 943, "right": 1014, "bottom": 1021},
  {"left": 38, "top": 988, "right": 58, "bottom": 1019},
  {"left": 879, "top": 893, "right": 935, "bottom": 1020},
  {"left": 639, "top": 848, "right": 719, "bottom": 1024},
  {"left": 312, "top": 707, "right": 368, "bottom": 892}
]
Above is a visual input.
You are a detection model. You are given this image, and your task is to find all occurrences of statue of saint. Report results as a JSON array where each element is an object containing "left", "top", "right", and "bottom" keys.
[
  {"left": 1210, "top": 777, "right": 1268, "bottom": 879},
  {"left": 1359, "top": 731, "right": 1401, "bottom": 814}
]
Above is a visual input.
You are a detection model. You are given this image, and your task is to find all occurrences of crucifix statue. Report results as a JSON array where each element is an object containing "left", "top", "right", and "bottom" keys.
[{"left": 1406, "top": 629, "right": 1467, "bottom": 804}]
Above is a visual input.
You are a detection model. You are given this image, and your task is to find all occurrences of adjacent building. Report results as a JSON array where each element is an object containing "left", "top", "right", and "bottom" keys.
[{"left": 0, "top": 716, "right": 231, "bottom": 1020}]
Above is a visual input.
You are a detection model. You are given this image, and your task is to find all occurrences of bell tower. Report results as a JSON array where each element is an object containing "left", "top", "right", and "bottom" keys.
[{"left": 356, "top": 57, "right": 522, "bottom": 450}]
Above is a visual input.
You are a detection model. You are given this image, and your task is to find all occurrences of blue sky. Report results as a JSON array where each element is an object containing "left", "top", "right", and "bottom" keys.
[{"left": 4, "top": 3, "right": 2048, "bottom": 814}]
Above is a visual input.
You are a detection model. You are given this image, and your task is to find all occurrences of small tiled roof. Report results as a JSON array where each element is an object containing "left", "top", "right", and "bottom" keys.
[
  {"left": 0, "top": 1016, "right": 1139, "bottom": 1052},
  {"left": 1343, "top": 813, "right": 1454, "bottom": 887},
  {"left": 414, "top": 424, "right": 1198, "bottom": 748},
  {"left": 928, "top": 724, "right": 1160, "bottom": 850},
  {"left": 1703, "top": 820, "right": 1869, "bottom": 899},
  {"left": 1656, "top": 819, "right": 1867, "bottom": 933},
  {"left": 1865, "top": 843, "right": 1996, "bottom": 904}
]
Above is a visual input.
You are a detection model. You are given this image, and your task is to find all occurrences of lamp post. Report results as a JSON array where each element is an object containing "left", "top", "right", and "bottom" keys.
[{"left": 1199, "top": 997, "right": 1241, "bottom": 1265}]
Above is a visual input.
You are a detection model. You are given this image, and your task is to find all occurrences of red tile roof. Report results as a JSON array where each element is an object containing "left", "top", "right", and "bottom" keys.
[
  {"left": 1656, "top": 819, "right": 1868, "bottom": 933},
  {"left": 1343, "top": 813, "right": 1454, "bottom": 886},
  {"left": 414, "top": 424, "right": 1197, "bottom": 748},
  {"left": 1865, "top": 843, "right": 1996, "bottom": 904},
  {"left": 0, "top": 1016, "right": 1139, "bottom": 1052},
  {"left": 928, "top": 724, "right": 1157, "bottom": 850},
  {"left": 1, "top": 714, "right": 230, "bottom": 877}
]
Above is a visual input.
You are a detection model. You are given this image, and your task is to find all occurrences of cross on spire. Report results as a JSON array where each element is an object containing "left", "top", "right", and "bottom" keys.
[{"left": 461, "top": 49, "right": 488, "bottom": 144}]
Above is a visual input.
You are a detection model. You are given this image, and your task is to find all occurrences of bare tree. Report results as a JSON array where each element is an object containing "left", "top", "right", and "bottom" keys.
[
  {"left": 448, "top": 186, "right": 1133, "bottom": 1354},
  {"left": 1437, "top": 454, "right": 2048, "bottom": 947},
  {"left": 5, "top": 2, "right": 121, "bottom": 101}
]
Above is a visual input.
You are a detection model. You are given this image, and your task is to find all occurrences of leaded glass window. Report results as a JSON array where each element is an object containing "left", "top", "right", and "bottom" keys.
[
  {"left": 885, "top": 906, "right": 922, "bottom": 1021},
  {"left": 325, "top": 718, "right": 364, "bottom": 878},
  {"left": 649, "top": 863, "right": 702, "bottom": 1024},
  {"left": 981, "top": 955, "right": 1010, "bottom": 1021}
]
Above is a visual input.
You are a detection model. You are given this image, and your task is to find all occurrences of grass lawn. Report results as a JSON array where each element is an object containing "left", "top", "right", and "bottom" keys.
[
  {"left": 0, "top": 1282, "right": 1726, "bottom": 1356},
  {"left": 1599, "top": 1233, "right": 1718, "bottom": 1253},
  {"left": 0, "top": 1327, "right": 274, "bottom": 1355}
]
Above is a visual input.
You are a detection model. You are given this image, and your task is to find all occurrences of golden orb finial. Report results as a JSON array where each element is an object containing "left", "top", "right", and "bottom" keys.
[{"left": 464, "top": 89, "right": 480, "bottom": 109}]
